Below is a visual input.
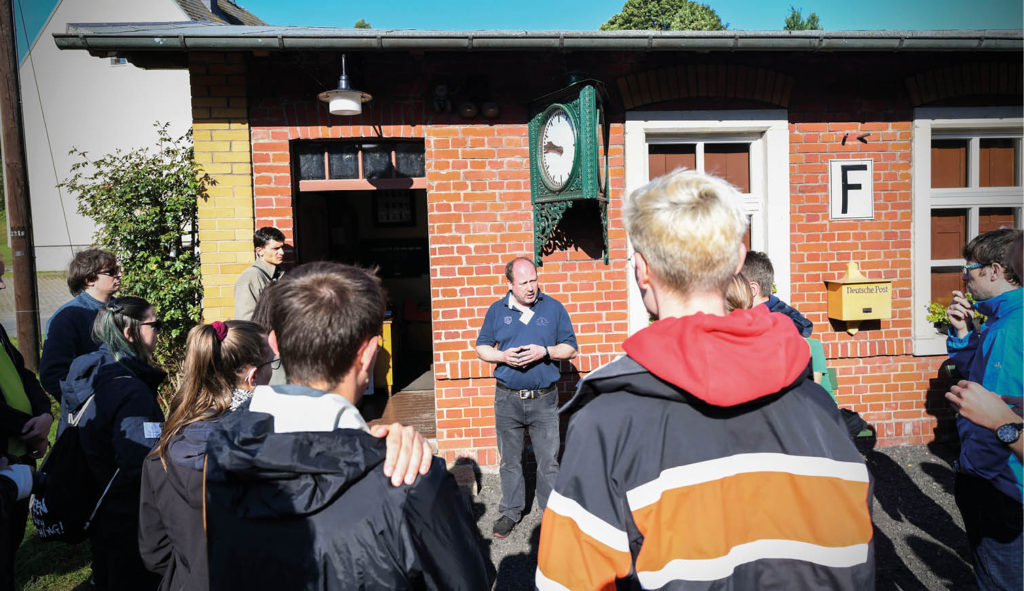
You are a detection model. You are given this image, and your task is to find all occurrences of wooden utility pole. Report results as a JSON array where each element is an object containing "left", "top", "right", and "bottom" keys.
[{"left": 0, "top": 0, "right": 41, "bottom": 370}]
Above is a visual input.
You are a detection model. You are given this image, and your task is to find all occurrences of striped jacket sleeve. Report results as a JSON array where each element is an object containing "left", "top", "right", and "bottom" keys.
[{"left": 537, "top": 405, "right": 634, "bottom": 590}]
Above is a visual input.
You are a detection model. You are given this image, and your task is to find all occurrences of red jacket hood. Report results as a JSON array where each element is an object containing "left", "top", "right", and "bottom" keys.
[{"left": 622, "top": 306, "right": 811, "bottom": 407}]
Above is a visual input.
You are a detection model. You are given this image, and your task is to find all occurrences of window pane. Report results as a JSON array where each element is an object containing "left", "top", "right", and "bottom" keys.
[
  {"left": 705, "top": 144, "right": 751, "bottom": 193},
  {"left": 361, "top": 144, "right": 394, "bottom": 180},
  {"left": 327, "top": 144, "right": 358, "bottom": 179},
  {"left": 931, "top": 209, "right": 966, "bottom": 259},
  {"left": 980, "top": 138, "right": 1018, "bottom": 187},
  {"left": 743, "top": 214, "right": 752, "bottom": 251},
  {"left": 395, "top": 142, "right": 425, "bottom": 178},
  {"left": 648, "top": 144, "right": 695, "bottom": 180},
  {"left": 930, "top": 268, "right": 962, "bottom": 307},
  {"left": 979, "top": 207, "right": 1018, "bottom": 234},
  {"left": 297, "top": 144, "right": 326, "bottom": 181},
  {"left": 931, "top": 140, "right": 967, "bottom": 188}
]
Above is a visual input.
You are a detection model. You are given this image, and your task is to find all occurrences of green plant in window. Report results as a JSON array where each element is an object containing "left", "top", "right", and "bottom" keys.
[{"left": 926, "top": 293, "right": 986, "bottom": 330}]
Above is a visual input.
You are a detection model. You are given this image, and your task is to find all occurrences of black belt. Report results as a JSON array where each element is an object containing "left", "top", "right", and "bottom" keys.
[{"left": 496, "top": 382, "right": 556, "bottom": 400}]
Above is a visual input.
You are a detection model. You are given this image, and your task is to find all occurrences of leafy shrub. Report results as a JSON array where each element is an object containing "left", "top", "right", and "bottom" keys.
[
  {"left": 59, "top": 123, "right": 209, "bottom": 387},
  {"left": 926, "top": 293, "right": 986, "bottom": 329}
]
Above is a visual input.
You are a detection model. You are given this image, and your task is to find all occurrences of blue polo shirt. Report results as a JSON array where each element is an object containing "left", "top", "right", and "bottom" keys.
[{"left": 476, "top": 291, "right": 577, "bottom": 390}]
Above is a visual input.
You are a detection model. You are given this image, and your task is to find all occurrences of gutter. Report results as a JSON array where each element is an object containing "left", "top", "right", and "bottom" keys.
[{"left": 53, "top": 24, "right": 1023, "bottom": 54}]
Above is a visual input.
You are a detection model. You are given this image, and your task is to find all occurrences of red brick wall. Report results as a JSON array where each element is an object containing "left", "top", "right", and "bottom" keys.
[{"left": 788, "top": 116, "right": 954, "bottom": 446}]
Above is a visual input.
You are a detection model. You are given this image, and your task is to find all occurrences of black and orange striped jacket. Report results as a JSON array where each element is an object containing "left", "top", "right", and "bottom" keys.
[{"left": 537, "top": 307, "right": 874, "bottom": 590}]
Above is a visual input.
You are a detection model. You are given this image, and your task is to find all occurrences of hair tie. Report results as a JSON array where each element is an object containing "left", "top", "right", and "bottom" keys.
[
  {"left": 106, "top": 301, "right": 123, "bottom": 313},
  {"left": 211, "top": 321, "right": 227, "bottom": 342}
]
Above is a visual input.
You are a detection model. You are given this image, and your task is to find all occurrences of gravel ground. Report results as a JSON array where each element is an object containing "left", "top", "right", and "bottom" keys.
[{"left": 465, "top": 442, "right": 976, "bottom": 590}]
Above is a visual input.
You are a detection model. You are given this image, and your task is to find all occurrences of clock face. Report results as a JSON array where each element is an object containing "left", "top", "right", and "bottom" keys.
[{"left": 539, "top": 105, "right": 577, "bottom": 191}]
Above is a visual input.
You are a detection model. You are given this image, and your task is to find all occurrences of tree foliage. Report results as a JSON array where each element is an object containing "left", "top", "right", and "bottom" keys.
[
  {"left": 354, "top": 18, "right": 371, "bottom": 29},
  {"left": 784, "top": 6, "right": 821, "bottom": 30},
  {"left": 59, "top": 123, "right": 208, "bottom": 381},
  {"left": 601, "top": 0, "right": 726, "bottom": 31}
]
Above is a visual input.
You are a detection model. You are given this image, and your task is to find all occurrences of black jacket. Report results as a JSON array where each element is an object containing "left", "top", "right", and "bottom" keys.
[
  {"left": 766, "top": 294, "right": 814, "bottom": 337},
  {"left": 139, "top": 419, "right": 217, "bottom": 591},
  {"left": 205, "top": 394, "right": 490, "bottom": 591},
  {"left": 60, "top": 346, "right": 165, "bottom": 529}
]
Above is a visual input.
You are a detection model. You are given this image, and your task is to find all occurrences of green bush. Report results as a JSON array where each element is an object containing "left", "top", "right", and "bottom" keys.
[
  {"left": 59, "top": 123, "right": 209, "bottom": 388},
  {"left": 926, "top": 293, "right": 985, "bottom": 329}
]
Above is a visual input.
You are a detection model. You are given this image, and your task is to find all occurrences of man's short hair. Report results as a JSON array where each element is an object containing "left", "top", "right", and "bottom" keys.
[
  {"left": 742, "top": 251, "right": 775, "bottom": 297},
  {"left": 254, "top": 227, "right": 285, "bottom": 249},
  {"left": 964, "top": 227, "right": 1023, "bottom": 286},
  {"left": 270, "top": 262, "right": 384, "bottom": 388},
  {"left": 67, "top": 248, "right": 117, "bottom": 295},
  {"left": 504, "top": 257, "right": 535, "bottom": 282},
  {"left": 624, "top": 169, "right": 747, "bottom": 294}
]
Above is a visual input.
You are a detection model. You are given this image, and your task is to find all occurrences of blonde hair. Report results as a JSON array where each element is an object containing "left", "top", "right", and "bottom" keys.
[
  {"left": 154, "top": 320, "right": 267, "bottom": 468},
  {"left": 725, "top": 273, "right": 754, "bottom": 312},
  {"left": 625, "top": 169, "right": 748, "bottom": 294}
]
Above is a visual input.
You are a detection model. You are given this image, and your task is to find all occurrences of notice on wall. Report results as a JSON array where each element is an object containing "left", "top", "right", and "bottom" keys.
[{"left": 829, "top": 159, "right": 873, "bottom": 220}]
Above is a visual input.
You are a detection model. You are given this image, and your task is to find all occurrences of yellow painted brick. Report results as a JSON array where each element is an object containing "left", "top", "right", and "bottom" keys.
[
  {"left": 203, "top": 297, "right": 234, "bottom": 309},
  {"left": 203, "top": 207, "right": 236, "bottom": 218},
  {"left": 234, "top": 207, "right": 256, "bottom": 217},
  {"left": 194, "top": 141, "right": 231, "bottom": 152},
  {"left": 192, "top": 129, "right": 212, "bottom": 141},
  {"left": 229, "top": 121, "right": 249, "bottom": 129},
  {"left": 204, "top": 186, "right": 238, "bottom": 198},
  {"left": 199, "top": 230, "right": 237, "bottom": 241},
  {"left": 211, "top": 130, "right": 250, "bottom": 141},
  {"left": 231, "top": 163, "right": 252, "bottom": 175},
  {"left": 211, "top": 107, "right": 247, "bottom": 118},
  {"left": 209, "top": 197, "right": 254, "bottom": 209},
  {"left": 230, "top": 141, "right": 251, "bottom": 153},
  {"left": 217, "top": 218, "right": 255, "bottom": 230},
  {"left": 200, "top": 308, "right": 231, "bottom": 323},
  {"left": 197, "top": 163, "right": 231, "bottom": 174},
  {"left": 197, "top": 219, "right": 219, "bottom": 231},
  {"left": 194, "top": 121, "right": 231, "bottom": 131},
  {"left": 215, "top": 175, "right": 253, "bottom": 187},
  {"left": 193, "top": 97, "right": 228, "bottom": 108},
  {"left": 194, "top": 151, "right": 213, "bottom": 164},
  {"left": 201, "top": 252, "right": 242, "bottom": 264},
  {"left": 212, "top": 152, "right": 251, "bottom": 163},
  {"left": 192, "top": 107, "right": 210, "bottom": 119}
]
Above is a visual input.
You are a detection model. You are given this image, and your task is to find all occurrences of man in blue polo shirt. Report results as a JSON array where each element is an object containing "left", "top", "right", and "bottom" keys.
[{"left": 476, "top": 257, "right": 577, "bottom": 538}]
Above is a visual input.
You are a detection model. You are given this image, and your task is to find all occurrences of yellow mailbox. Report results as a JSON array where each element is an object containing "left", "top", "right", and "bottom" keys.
[{"left": 825, "top": 262, "right": 892, "bottom": 335}]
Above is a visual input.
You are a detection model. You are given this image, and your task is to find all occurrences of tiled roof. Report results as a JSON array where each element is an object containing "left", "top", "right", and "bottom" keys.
[{"left": 174, "top": 0, "right": 265, "bottom": 26}]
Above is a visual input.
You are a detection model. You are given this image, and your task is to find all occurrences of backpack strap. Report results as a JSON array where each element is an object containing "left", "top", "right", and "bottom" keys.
[
  {"left": 202, "top": 454, "right": 208, "bottom": 535},
  {"left": 66, "top": 394, "right": 96, "bottom": 428},
  {"left": 84, "top": 467, "right": 120, "bottom": 531}
]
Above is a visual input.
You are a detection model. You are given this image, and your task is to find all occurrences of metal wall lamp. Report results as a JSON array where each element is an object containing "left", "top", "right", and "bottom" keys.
[{"left": 318, "top": 54, "right": 372, "bottom": 116}]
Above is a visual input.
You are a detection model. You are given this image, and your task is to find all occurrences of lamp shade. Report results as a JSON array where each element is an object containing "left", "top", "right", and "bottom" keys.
[{"left": 318, "top": 88, "right": 371, "bottom": 116}]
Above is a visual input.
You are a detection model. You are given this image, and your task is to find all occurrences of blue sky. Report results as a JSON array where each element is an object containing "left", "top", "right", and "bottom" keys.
[{"left": 239, "top": 0, "right": 1022, "bottom": 32}]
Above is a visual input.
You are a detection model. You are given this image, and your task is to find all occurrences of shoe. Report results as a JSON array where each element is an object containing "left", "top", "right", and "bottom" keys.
[{"left": 492, "top": 515, "right": 517, "bottom": 538}]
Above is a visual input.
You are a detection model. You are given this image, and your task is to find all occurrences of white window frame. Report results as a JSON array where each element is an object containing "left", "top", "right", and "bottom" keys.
[
  {"left": 624, "top": 110, "right": 790, "bottom": 335},
  {"left": 911, "top": 106, "right": 1024, "bottom": 356}
]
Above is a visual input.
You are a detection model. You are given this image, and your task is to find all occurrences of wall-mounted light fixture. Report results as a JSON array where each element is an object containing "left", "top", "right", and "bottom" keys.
[{"left": 318, "top": 54, "right": 372, "bottom": 116}]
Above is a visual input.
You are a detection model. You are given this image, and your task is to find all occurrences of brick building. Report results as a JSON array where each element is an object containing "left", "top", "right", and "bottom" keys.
[{"left": 56, "top": 26, "right": 1022, "bottom": 467}]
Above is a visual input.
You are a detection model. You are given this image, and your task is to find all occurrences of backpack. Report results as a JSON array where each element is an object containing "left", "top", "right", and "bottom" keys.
[{"left": 29, "top": 392, "right": 119, "bottom": 543}]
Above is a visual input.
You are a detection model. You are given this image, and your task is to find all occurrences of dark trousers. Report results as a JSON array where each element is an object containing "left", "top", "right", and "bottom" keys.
[
  {"left": 1, "top": 457, "right": 33, "bottom": 591},
  {"left": 954, "top": 472, "right": 1023, "bottom": 591},
  {"left": 89, "top": 517, "right": 160, "bottom": 591},
  {"left": 494, "top": 385, "right": 560, "bottom": 521}
]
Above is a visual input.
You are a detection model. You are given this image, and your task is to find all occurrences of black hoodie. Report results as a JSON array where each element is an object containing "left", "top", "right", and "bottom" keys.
[{"left": 204, "top": 388, "right": 490, "bottom": 590}]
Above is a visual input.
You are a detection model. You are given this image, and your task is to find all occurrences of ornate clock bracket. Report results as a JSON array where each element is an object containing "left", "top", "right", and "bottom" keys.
[{"left": 528, "top": 80, "right": 610, "bottom": 266}]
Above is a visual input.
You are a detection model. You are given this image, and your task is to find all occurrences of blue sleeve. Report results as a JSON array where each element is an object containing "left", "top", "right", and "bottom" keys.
[
  {"left": 946, "top": 328, "right": 979, "bottom": 379},
  {"left": 979, "top": 326, "right": 1023, "bottom": 404},
  {"left": 476, "top": 304, "right": 497, "bottom": 348},
  {"left": 556, "top": 304, "right": 578, "bottom": 350},
  {"left": 40, "top": 309, "right": 78, "bottom": 401}
]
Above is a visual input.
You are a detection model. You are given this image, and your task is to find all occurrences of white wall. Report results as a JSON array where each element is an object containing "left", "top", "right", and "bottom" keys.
[{"left": 18, "top": 0, "right": 193, "bottom": 270}]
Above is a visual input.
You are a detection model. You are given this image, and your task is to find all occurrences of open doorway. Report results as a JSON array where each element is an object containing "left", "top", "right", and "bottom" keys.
[{"left": 290, "top": 140, "right": 434, "bottom": 431}]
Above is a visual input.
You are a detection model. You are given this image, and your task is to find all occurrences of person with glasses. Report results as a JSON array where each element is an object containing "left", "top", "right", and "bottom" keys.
[
  {"left": 945, "top": 228, "right": 1023, "bottom": 591},
  {"left": 40, "top": 248, "right": 122, "bottom": 401},
  {"left": 60, "top": 296, "right": 165, "bottom": 590},
  {"left": 139, "top": 320, "right": 272, "bottom": 591}
]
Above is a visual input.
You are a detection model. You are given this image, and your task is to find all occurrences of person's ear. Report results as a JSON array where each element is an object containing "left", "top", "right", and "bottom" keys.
[
  {"left": 123, "top": 324, "right": 134, "bottom": 343},
  {"left": 357, "top": 336, "right": 378, "bottom": 376},
  {"left": 267, "top": 330, "right": 280, "bottom": 356},
  {"left": 989, "top": 262, "right": 1006, "bottom": 282},
  {"left": 633, "top": 252, "right": 651, "bottom": 291}
]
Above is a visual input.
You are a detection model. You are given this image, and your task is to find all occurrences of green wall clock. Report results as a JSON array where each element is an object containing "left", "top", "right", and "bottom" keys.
[{"left": 528, "top": 80, "right": 609, "bottom": 265}]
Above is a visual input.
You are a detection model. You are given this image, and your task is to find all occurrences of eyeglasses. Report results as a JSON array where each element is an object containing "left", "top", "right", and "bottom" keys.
[
  {"left": 962, "top": 263, "right": 985, "bottom": 275},
  {"left": 140, "top": 320, "right": 163, "bottom": 332},
  {"left": 97, "top": 268, "right": 122, "bottom": 277},
  {"left": 257, "top": 358, "right": 281, "bottom": 371}
]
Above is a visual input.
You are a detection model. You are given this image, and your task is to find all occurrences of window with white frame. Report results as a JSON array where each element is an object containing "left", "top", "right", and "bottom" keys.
[
  {"left": 624, "top": 111, "right": 790, "bottom": 334},
  {"left": 912, "top": 107, "right": 1023, "bottom": 355}
]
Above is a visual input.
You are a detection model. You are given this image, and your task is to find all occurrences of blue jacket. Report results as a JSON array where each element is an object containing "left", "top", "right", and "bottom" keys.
[
  {"left": 948, "top": 287, "right": 1023, "bottom": 503},
  {"left": 40, "top": 291, "right": 105, "bottom": 401},
  {"left": 59, "top": 345, "right": 165, "bottom": 526},
  {"left": 766, "top": 295, "right": 813, "bottom": 337}
]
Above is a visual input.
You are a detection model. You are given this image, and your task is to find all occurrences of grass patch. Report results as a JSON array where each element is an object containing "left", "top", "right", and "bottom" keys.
[{"left": 0, "top": 209, "right": 11, "bottom": 264}]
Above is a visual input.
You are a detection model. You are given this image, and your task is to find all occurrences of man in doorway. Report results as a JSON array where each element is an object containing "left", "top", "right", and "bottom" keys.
[
  {"left": 945, "top": 227, "right": 1022, "bottom": 590},
  {"left": 476, "top": 257, "right": 577, "bottom": 538},
  {"left": 536, "top": 170, "right": 873, "bottom": 589},
  {"left": 742, "top": 250, "right": 813, "bottom": 337},
  {"left": 233, "top": 226, "right": 286, "bottom": 320},
  {"left": 40, "top": 248, "right": 121, "bottom": 401}
]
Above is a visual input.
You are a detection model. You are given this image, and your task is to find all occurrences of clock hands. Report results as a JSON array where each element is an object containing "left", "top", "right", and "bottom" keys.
[{"left": 543, "top": 141, "right": 563, "bottom": 156}]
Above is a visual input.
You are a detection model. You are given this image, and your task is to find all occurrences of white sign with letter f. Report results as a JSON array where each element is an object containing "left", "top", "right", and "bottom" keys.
[{"left": 829, "top": 159, "right": 873, "bottom": 220}]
